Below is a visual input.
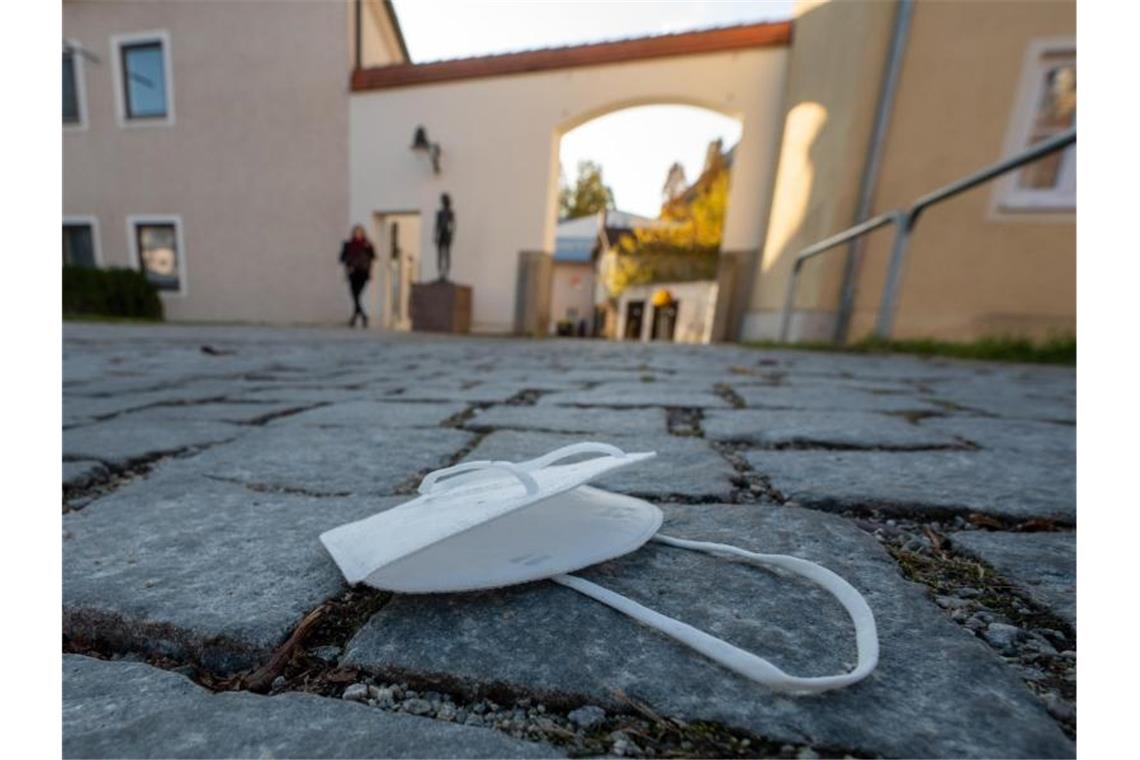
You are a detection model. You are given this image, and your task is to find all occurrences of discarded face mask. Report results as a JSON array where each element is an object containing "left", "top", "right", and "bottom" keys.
[{"left": 320, "top": 442, "right": 878, "bottom": 694}]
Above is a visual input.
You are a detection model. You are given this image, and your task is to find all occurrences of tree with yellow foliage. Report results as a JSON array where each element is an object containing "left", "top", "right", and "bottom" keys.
[{"left": 601, "top": 141, "right": 730, "bottom": 297}]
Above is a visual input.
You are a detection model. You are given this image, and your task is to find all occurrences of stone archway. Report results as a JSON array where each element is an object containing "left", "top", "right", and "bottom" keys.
[{"left": 349, "top": 22, "right": 790, "bottom": 333}]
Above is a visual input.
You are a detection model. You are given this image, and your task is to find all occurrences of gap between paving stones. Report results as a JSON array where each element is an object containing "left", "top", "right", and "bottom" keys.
[
  {"left": 712, "top": 383, "right": 747, "bottom": 408},
  {"left": 665, "top": 407, "right": 704, "bottom": 438},
  {"left": 711, "top": 442, "right": 788, "bottom": 505},
  {"left": 63, "top": 394, "right": 231, "bottom": 429},
  {"left": 204, "top": 474, "right": 354, "bottom": 499},
  {"left": 882, "top": 409, "right": 948, "bottom": 426},
  {"left": 844, "top": 510, "right": 1076, "bottom": 738},
  {"left": 724, "top": 440, "right": 972, "bottom": 454},
  {"left": 63, "top": 586, "right": 868, "bottom": 759},
  {"left": 792, "top": 494, "right": 1076, "bottom": 529},
  {"left": 63, "top": 438, "right": 237, "bottom": 512}
]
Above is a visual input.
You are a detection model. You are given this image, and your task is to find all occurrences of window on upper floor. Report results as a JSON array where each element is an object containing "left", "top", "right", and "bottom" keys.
[
  {"left": 994, "top": 39, "right": 1076, "bottom": 214},
  {"left": 63, "top": 45, "right": 85, "bottom": 127},
  {"left": 113, "top": 32, "right": 173, "bottom": 125},
  {"left": 130, "top": 217, "right": 184, "bottom": 293}
]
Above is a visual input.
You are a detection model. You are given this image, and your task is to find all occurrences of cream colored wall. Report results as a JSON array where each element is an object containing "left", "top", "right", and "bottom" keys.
[
  {"left": 550, "top": 262, "right": 595, "bottom": 332},
  {"left": 742, "top": 0, "right": 897, "bottom": 341},
  {"left": 64, "top": 1, "right": 399, "bottom": 324},
  {"left": 846, "top": 0, "right": 1075, "bottom": 341},
  {"left": 745, "top": 0, "right": 1076, "bottom": 343},
  {"left": 350, "top": 47, "right": 788, "bottom": 333}
]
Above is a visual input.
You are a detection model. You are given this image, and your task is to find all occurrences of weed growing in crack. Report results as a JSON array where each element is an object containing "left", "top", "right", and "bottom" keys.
[
  {"left": 849, "top": 510, "right": 1076, "bottom": 738},
  {"left": 712, "top": 383, "right": 746, "bottom": 408},
  {"left": 710, "top": 441, "right": 785, "bottom": 504},
  {"left": 504, "top": 388, "right": 546, "bottom": 406},
  {"left": 665, "top": 407, "right": 703, "bottom": 438}
]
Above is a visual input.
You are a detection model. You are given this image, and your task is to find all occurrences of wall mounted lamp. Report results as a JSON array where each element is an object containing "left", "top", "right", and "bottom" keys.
[{"left": 411, "top": 125, "right": 441, "bottom": 174}]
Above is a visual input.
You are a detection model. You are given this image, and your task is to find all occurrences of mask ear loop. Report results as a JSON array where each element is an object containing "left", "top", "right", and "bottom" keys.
[{"left": 552, "top": 534, "right": 879, "bottom": 695}]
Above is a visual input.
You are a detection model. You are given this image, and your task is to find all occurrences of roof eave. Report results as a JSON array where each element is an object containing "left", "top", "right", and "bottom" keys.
[{"left": 352, "top": 19, "right": 792, "bottom": 92}]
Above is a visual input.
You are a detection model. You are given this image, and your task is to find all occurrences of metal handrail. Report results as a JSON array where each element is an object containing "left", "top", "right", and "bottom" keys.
[{"left": 778, "top": 126, "right": 1076, "bottom": 343}]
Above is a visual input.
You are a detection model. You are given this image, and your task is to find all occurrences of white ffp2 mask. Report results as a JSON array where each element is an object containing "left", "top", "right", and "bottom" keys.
[{"left": 320, "top": 442, "right": 879, "bottom": 695}]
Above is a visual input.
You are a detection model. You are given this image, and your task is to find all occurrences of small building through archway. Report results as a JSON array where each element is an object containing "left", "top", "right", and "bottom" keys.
[{"left": 550, "top": 103, "right": 742, "bottom": 343}]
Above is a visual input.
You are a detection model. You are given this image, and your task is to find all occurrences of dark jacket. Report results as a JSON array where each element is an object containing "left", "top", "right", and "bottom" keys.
[{"left": 340, "top": 238, "right": 376, "bottom": 279}]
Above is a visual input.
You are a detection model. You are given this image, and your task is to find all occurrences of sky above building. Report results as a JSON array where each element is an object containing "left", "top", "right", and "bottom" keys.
[
  {"left": 391, "top": 0, "right": 793, "bottom": 217},
  {"left": 560, "top": 105, "right": 743, "bottom": 217},
  {"left": 391, "top": 1, "right": 795, "bottom": 64}
]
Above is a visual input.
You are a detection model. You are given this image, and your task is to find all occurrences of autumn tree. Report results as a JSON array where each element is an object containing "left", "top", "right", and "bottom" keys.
[
  {"left": 600, "top": 140, "right": 731, "bottom": 298},
  {"left": 620, "top": 141, "right": 730, "bottom": 257},
  {"left": 559, "top": 160, "right": 616, "bottom": 220}
]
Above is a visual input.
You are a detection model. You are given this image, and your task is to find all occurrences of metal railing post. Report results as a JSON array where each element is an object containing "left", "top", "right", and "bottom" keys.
[
  {"left": 874, "top": 211, "right": 913, "bottom": 340},
  {"left": 778, "top": 261, "right": 802, "bottom": 342}
]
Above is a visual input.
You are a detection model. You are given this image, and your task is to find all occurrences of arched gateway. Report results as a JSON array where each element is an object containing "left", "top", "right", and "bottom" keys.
[{"left": 349, "top": 21, "right": 791, "bottom": 334}]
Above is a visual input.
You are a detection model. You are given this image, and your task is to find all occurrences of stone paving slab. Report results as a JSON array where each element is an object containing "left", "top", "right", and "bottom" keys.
[
  {"left": 464, "top": 430, "right": 737, "bottom": 499},
  {"left": 745, "top": 449, "right": 1075, "bottom": 522},
  {"left": 179, "top": 424, "right": 473, "bottom": 497},
  {"left": 64, "top": 392, "right": 185, "bottom": 427},
  {"left": 63, "top": 655, "right": 559, "bottom": 759},
  {"left": 63, "top": 460, "right": 109, "bottom": 489},
  {"left": 397, "top": 382, "right": 544, "bottom": 404},
  {"left": 732, "top": 383, "right": 942, "bottom": 413},
  {"left": 274, "top": 400, "right": 468, "bottom": 428},
  {"left": 117, "top": 401, "right": 316, "bottom": 425},
  {"left": 702, "top": 409, "right": 962, "bottom": 449},
  {"left": 343, "top": 503, "right": 1072, "bottom": 758},
  {"left": 921, "top": 380, "right": 1074, "bottom": 422},
  {"left": 63, "top": 415, "right": 241, "bottom": 469},
  {"left": 467, "top": 405, "right": 666, "bottom": 436},
  {"left": 538, "top": 382, "right": 730, "bottom": 409},
  {"left": 950, "top": 531, "right": 1076, "bottom": 625},
  {"left": 64, "top": 470, "right": 403, "bottom": 673},
  {"left": 231, "top": 385, "right": 403, "bottom": 405},
  {"left": 62, "top": 384, "right": 254, "bottom": 426},
  {"left": 917, "top": 416, "right": 1075, "bottom": 458}
]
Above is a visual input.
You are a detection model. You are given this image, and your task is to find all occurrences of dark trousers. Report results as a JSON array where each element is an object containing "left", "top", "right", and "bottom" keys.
[{"left": 348, "top": 272, "right": 369, "bottom": 325}]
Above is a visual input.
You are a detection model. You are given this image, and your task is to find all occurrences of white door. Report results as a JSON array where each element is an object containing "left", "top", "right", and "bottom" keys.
[{"left": 373, "top": 212, "right": 421, "bottom": 331}]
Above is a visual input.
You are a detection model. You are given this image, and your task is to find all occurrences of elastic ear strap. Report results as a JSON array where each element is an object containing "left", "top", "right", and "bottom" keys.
[
  {"left": 552, "top": 535, "right": 878, "bottom": 695},
  {"left": 521, "top": 442, "right": 626, "bottom": 471},
  {"left": 417, "top": 460, "right": 539, "bottom": 495}
]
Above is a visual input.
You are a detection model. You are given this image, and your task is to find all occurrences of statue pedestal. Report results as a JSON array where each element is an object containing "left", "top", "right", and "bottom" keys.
[{"left": 411, "top": 279, "right": 472, "bottom": 334}]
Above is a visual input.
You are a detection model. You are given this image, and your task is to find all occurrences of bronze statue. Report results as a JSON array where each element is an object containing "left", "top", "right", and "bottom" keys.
[{"left": 434, "top": 193, "right": 456, "bottom": 281}]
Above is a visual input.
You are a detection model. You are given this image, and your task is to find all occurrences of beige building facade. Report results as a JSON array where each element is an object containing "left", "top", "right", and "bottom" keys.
[
  {"left": 744, "top": 0, "right": 1076, "bottom": 342},
  {"left": 63, "top": 0, "right": 405, "bottom": 324},
  {"left": 64, "top": 2, "right": 1073, "bottom": 343}
]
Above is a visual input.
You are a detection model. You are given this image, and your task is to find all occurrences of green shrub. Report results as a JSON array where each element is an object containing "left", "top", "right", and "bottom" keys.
[{"left": 62, "top": 267, "right": 163, "bottom": 321}]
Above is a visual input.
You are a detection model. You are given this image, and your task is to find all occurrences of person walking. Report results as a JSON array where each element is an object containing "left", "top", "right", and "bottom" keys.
[{"left": 339, "top": 224, "right": 376, "bottom": 328}]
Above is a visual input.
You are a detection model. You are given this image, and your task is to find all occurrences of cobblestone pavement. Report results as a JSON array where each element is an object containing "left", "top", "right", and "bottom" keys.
[{"left": 62, "top": 323, "right": 1076, "bottom": 758}]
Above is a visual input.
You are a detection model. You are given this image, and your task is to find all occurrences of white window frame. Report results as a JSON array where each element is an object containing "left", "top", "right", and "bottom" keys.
[
  {"left": 63, "top": 40, "right": 89, "bottom": 131},
  {"left": 991, "top": 37, "right": 1076, "bottom": 218},
  {"left": 63, "top": 215, "right": 102, "bottom": 267},
  {"left": 127, "top": 214, "right": 188, "bottom": 297},
  {"left": 110, "top": 30, "right": 175, "bottom": 128}
]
